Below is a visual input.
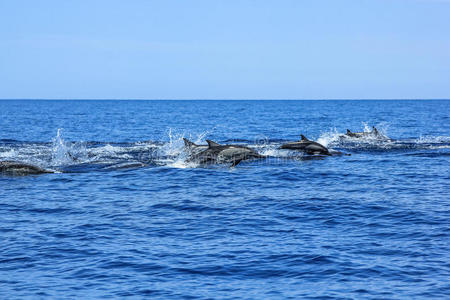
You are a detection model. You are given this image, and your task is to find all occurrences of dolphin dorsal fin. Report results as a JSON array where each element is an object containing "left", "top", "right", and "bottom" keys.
[
  {"left": 183, "top": 138, "right": 197, "bottom": 148},
  {"left": 206, "top": 140, "right": 220, "bottom": 147},
  {"left": 346, "top": 129, "right": 352, "bottom": 134},
  {"left": 300, "top": 134, "right": 309, "bottom": 141}
]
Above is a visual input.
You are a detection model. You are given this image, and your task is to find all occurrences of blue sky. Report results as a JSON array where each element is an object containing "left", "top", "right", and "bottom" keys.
[{"left": 1, "top": 0, "right": 449, "bottom": 99}]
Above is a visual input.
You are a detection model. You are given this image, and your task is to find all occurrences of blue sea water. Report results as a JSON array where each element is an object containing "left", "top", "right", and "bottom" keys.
[{"left": 0, "top": 100, "right": 449, "bottom": 299}]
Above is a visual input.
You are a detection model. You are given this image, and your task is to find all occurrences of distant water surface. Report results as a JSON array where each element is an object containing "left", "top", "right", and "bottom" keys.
[{"left": 0, "top": 100, "right": 449, "bottom": 299}]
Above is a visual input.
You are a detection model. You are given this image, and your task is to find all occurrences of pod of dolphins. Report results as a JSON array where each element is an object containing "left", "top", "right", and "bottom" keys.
[{"left": 1, "top": 127, "right": 385, "bottom": 175}]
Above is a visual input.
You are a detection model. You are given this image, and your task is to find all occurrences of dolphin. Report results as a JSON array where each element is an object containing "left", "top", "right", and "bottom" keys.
[
  {"left": 0, "top": 161, "right": 54, "bottom": 175},
  {"left": 280, "top": 135, "right": 331, "bottom": 155},
  {"left": 345, "top": 126, "right": 382, "bottom": 138},
  {"left": 183, "top": 139, "right": 265, "bottom": 167},
  {"left": 183, "top": 138, "right": 209, "bottom": 154}
]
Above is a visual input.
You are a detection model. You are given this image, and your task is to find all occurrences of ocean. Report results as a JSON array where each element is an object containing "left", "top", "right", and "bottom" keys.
[{"left": 1, "top": 100, "right": 449, "bottom": 299}]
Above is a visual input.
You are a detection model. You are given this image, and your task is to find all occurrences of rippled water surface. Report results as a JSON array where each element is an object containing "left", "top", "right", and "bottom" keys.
[{"left": 1, "top": 100, "right": 449, "bottom": 299}]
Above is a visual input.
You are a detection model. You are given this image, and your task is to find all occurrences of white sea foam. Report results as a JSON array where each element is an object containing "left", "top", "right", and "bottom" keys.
[
  {"left": 415, "top": 135, "right": 450, "bottom": 144},
  {"left": 1, "top": 125, "right": 448, "bottom": 170},
  {"left": 0, "top": 149, "right": 16, "bottom": 159},
  {"left": 317, "top": 128, "right": 341, "bottom": 147}
]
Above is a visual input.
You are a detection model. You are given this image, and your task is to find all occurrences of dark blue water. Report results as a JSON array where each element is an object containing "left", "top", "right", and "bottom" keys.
[{"left": 1, "top": 100, "right": 449, "bottom": 299}]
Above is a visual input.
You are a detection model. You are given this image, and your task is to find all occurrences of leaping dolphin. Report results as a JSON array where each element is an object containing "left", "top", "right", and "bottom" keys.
[
  {"left": 280, "top": 135, "right": 331, "bottom": 155},
  {"left": 0, "top": 161, "right": 54, "bottom": 175},
  {"left": 183, "top": 139, "right": 265, "bottom": 167}
]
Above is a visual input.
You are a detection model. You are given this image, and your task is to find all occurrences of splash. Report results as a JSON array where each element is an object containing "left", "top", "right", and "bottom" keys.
[
  {"left": 51, "top": 129, "right": 88, "bottom": 166},
  {"left": 90, "top": 144, "right": 133, "bottom": 158},
  {"left": 158, "top": 128, "right": 186, "bottom": 158},
  {"left": 157, "top": 128, "right": 215, "bottom": 168},
  {"left": 256, "top": 141, "right": 293, "bottom": 158},
  {"left": 51, "top": 129, "right": 70, "bottom": 165},
  {"left": 415, "top": 135, "right": 450, "bottom": 144},
  {"left": 167, "top": 159, "right": 199, "bottom": 169},
  {"left": 0, "top": 149, "right": 17, "bottom": 159},
  {"left": 414, "top": 135, "right": 450, "bottom": 149},
  {"left": 317, "top": 128, "right": 341, "bottom": 147},
  {"left": 363, "top": 122, "right": 390, "bottom": 139},
  {"left": 361, "top": 122, "right": 372, "bottom": 133},
  {"left": 325, "top": 123, "right": 392, "bottom": 148}
]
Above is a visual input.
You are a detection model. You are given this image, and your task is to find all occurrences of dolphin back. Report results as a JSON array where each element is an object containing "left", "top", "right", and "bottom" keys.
[
  {"left": 0, "top": 161, "right": 53, "bottom": 175},
  {"left": 280, "top": 135, "right": 331, "bottom": 155},
  {"left": 183, "top": 138, "right": 197, "bottom": 148}
]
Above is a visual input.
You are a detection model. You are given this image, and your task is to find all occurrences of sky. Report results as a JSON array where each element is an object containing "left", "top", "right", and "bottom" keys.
[{"left": 0, "top": 0, "right": 449, "bottom": 99}]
